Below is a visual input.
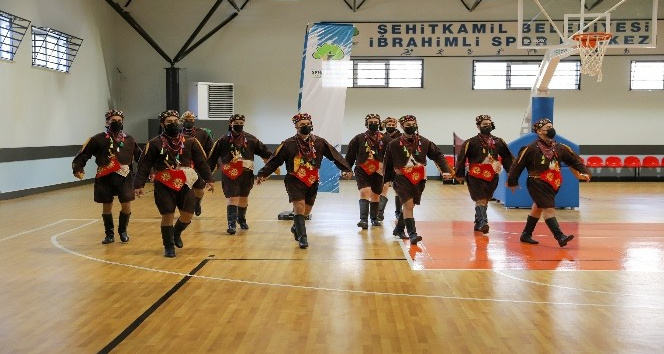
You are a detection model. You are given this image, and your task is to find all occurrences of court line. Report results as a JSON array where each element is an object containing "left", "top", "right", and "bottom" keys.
[
  {"left": 49, "top": 219, "right": 664, "bottom": 309},
  {"left": 0, "top": 219, "right": 96, "bottom": 242},
  {"left": 98, "top": 259, "right": 210, "bottom": 354}
]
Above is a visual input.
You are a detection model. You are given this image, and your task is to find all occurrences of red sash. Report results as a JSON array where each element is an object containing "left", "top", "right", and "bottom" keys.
[
  {"left": 221, "top": 160, "right": 243, "bottom": 180},
  {"left": 468, "top": 163, "right": 496, "bottom": 182},
  {"left": 360, "top": 159, "right": 380, "bottom": 175},
  {"left": 400, "top": 165, "right": 425, "bottom": 185},
  {"left": 96, "top": 156, "right": 122, "bottom": 178},
  {"left": 540, "top": 169, "right": 563, "bottom": 191},
  {"left": 292, "top": 166, "right": 319, "bottom": 187},
  {"left": 154, "top": 169, "right": 187, "bottom": 191}
]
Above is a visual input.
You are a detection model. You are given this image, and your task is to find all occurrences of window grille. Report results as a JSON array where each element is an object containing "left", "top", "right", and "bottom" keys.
[
  {"left": 31, "top": 26, "right": 82, "bottom": 73},
  {"left": 0, "top": 10, "right": 30, "bottom": 61},
  {"left": 630, "top": 61, "right": 664, "bottom": 90},
  {"left": 346, "top": 59, "right": 424, "bottom": 88},
  {"left": 473, "top": 61, "right": 580, "bottom": 90}
]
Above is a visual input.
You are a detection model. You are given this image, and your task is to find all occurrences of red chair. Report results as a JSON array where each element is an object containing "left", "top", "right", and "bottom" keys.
[
  {"left": 586, "top": 156, "right": 604, "bottom": 167},
  {"left": 605, "top": 156, "right": 623, "bottom": 167},
  {"left": 445, "top": 155, "right": 455, "bottom": 168},
  {"left": 623, "top": 156, "right": 641, "bottom": 178},
  {"left": 642, "top": 156, "right": 660, "bottom": 167},
  {"left": 623, "top": 156, "right": 641, "bottom": 167}
]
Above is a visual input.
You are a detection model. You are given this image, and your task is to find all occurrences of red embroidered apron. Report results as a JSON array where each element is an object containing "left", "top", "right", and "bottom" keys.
[
  {"left": 154, "top": 169, "right": 187, "bottom": 191},
  {"left": 400, "top": 165, "right": 425, "bottom": 185},
  {"left": 95, "top": 156, "right": 122, "bottom": 178},
  {"left": 468, "top": 163, "right": 496, "bottom": 182}
]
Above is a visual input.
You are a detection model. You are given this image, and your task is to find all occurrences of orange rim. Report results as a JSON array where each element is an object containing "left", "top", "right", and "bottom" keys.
[{"left": 572, "top": 32, "right": 612, "bottom": 48}]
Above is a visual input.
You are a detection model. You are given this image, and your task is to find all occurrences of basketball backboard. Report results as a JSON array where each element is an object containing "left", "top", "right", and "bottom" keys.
[{"left": 518, "top": 0, "right": 658, "bottom": 49}]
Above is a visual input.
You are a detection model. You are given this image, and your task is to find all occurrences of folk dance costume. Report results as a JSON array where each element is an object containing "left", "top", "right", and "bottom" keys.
[
  {"left": 256, "top": 113, "right": 352, "bottom": 249},
  {"left": 507, "top": 119, "right": 590, "bottom": 247},
  {"left": 345, "top": 114, "right": 392, "bottom": 229},
  {"left": 72, "top": 109, "right": 142, "bottom": 244},
  {"left": 207, "top": 114, "right": 272, "bottom": 234},
  {"left": 379, "top": 117, "right": 403, "bottom": 221},
  {"left": 383, "top": 115, "right": 454, "bottom": 245},
  {"left": 180, "top": 111, "right": 214, "bottom": 216},
  {"left": 455, "top": 115, "right": 514, "bottom": 234},
  {"left": 134, "top": 110, "right": 214, "bottom": 257}
]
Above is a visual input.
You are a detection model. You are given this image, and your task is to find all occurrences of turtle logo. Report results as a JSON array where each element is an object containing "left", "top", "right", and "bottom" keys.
[{"left": 313, "top": 43, "right": 345, "bottom": 60}]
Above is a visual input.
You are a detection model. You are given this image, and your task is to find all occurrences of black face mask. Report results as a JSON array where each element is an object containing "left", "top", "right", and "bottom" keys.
[
  {"left": 232, "top": 125, "right": 244, "bottom": 133},
  {"left": 164, "top": 122, "right": 181, "bottom": 136},
  {"left": 545, "top": 128, "right": 556, "bottom": 139},
  {"left": 109, "top": 121, "right": 123, "bottom": 133},
  {"left": 403, "top": 125, "right": 417, "bottom": 135},
  {"left": 182, "top": 121, "right": 195, "bottom": 130},
  {"left": 367, "top": 123, "right": 379, "bottom": 132},
  {"left": 480, "top": 126, "right": 493, "bottom": 135},
  {"left": 299, "top": 125, "right": 313, "bottom": 135},
  {"left": 385, "top": 127, "right": 396, "bottom": 134}
]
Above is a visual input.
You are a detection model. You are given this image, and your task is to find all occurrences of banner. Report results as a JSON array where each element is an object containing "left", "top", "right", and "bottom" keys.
[
  {"left": 298, "top": 23, "right": 355, "bottom": 192},
  {"left": 352, "top": 20, "right": 663, "bottom": 57}
]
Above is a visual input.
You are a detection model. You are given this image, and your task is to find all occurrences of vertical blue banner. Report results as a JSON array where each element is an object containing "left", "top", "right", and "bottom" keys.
[{"left": 298, "top": 23, "right": 355, "bottom": 192}]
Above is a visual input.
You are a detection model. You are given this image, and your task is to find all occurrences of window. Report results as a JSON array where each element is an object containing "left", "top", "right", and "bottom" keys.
[
  {"left": 31, "top": 26, "right": 82, "bottom": 73},
  {"left": 630, "top": 61, "right": 664, "bottom": 90},
  {"left": 473, "top": 61, "right": 580, "bottom": 90},
  {"left": 0, "top": 16, "right": 10, "bottom": 60},
  {"left": 0, "top": 10, "right": 30, "bottom": 61},
  {"left": 348, "top": 59, "right": 423, "bottom": 88}
]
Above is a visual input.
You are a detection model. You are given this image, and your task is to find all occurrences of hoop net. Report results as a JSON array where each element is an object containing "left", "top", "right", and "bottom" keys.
[{"left": 572, "top": 32, "right": 612, "bottom": 82}]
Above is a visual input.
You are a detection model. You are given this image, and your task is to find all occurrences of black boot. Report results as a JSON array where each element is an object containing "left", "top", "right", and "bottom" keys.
[
  {"left": 118, "top": 212, "right": 131, "bottom": 242},
  {"left": 394, "top": 196, "right": 402, "bottom": 218},
  {"left": 370, "top": 201, "right": 382, "bottom": 226},
  {"left": 473, "top": 206, "right": 481, "bottom": 231},
  {"left": 545, "top": 217, "right": 575, "bottom": 247},
  {"left": 161, "top": 225, "right": 176, "bottom": 258},
  {"left": 476, "top": 205, "right": 489, "bottom": 234},
  {"left": 173, "top": 219, "right": 190, "bottom": 248},
  {"left": 520, "top": 215, "right": 540, "bottom": 244},
  {"left": 294, "top": 214, "right": 308, "bottom": 249},
  {"left": 392, "top": 212, "right": 408, "bottom": 239},
  {"left": 405, "top": 218, "right": 422, "bottom": 245},
  {"left": 194, "top": 197, "right": 202, "bottom": 216},
  {"left": 226, "top": 205, "right": 237, "bottom": 235},
  {"left": 237, "top": 206, "right": 249, "bottom": 229},
  {"left": 101, "top": 214, "right": 114, "bottom": 244},
  {"left": 376, "top": 195, "right": 388, "bottom": 221},
  {"left": 357, "top": 199, "right": 369, "bottom": 229},
  {"left": 291, "top": 223, "right": 298, "bottom": 241}
]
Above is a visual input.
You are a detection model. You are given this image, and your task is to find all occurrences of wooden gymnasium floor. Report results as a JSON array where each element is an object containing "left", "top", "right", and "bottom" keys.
[{"left": 1, "top": 181, "right": 663, "bottom": 353}]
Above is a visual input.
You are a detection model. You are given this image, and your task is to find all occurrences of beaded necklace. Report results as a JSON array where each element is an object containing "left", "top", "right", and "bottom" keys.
[
  {"left": 364, "top": 130, "right": 384, "bottom": 158},
  {"left": 536, "top": 137, "right": 558, "bottom": 166},
  {"left": 296, "top": 134, "right": 317, "bottom": 164},
  {"left": 104, "top": 127, "right": 126, "bottom": 157},
  {"left": 477, "top": 133, "right": 495, "bottom": 156},
  {"left": 159, "top": 133, "right": 185, "bottom": 169},
  {"left": 399, "top": 134, "right": 421, "bottom": 158}
]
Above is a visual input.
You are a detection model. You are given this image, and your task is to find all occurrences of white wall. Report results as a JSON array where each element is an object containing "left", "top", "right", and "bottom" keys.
[{"left": 1, "top": 0, "right": 116, "bottom": 192}]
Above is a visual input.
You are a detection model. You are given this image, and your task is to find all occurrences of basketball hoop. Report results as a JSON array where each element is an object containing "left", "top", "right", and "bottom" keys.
[{"left": 572, "top": 32, "right": 612, "bottom": 82}]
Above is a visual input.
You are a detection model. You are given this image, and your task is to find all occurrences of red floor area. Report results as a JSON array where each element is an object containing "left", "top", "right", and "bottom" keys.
[{"left": 401, "top": 221, "right": 664, "bottom": 271}]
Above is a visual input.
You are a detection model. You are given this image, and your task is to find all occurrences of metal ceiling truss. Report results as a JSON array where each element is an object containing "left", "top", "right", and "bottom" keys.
[
  {"left": 460, "top": 0, "right": 483, "bottom": 12},
  {"left": 104, "top": 0, "right": 248, "bottom": 65},
  {"left": 584, "top": 0, "right": 606, "bottom": 11},
  {"left": 343, "top": 0, "right": 366, "bottom": 12}
]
